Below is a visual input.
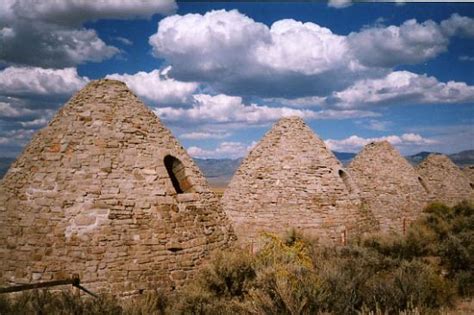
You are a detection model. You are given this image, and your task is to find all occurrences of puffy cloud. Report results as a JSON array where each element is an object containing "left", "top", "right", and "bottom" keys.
[
  {"left": 348, "top": 19, "right": 448, "bottom": 68},
  {"left": 106, "top": 67, "right": 198, "bottom": 105},
  {"left": 0, "top": 128, "right": 36, "bottom": 145},
  {"left": 0, "top": 65, "right": 87, "bottom": 157},
  {"left": 1, "top": 0, "right": 177, "bottom": 67},
  {"left": 0, "top": 101, "right": 34, "bottom": 118},
  {"left": 187, "top": 141, "right": 256, "bottom": 159},
  {"left": 155, "top": 93, "right": 375, "bottom": 127},
  {"left": 328, "top": 0, "right": 352, "bottom": 8},
  {"left": 149, "top": 9, "right": 373, "bottom": 98},
  {"left": 255, "top": 19, "right": 353, "bottom": 76},
  {"left": 440, "top": 13, "right": 474, "bottom": 38},
  {"left": 1, "top": 22, "right": 119, "bottom": 68},
  {"left": 8, "top": 0, "right": 177, "bottom": 27},
  {"left": 348, "top": 14, "right": 474, "bottom": 68},
  {"left": 325, "top": 133, "right": 438, "bottom": 153},
  {"left": 329, "top": 71, "right": 474, "bottom": 108},
  {"left": 406, "top": 124, "right": 474, "bottom": 155},
  {"left": 155, "top": 93, "right": 319, "bottom": 124},
  {"left": 149, "top": 10, "right": 474, "bottom": 99},
  {"left": 0, "top": 66, "right": 89, "bottom": 97}
]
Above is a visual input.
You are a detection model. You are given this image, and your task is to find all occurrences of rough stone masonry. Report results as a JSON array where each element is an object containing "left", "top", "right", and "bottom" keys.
[
  {"left": 222, "top": 116, "right": 374, "bottom": 246},
  {"left": 416, "top": 154, "right": 473, "bottom": 206},
  {"left": 0, "top": 79, "right": 235, "bottom": 295},
  {"left": 347, "top": 141, "right": 429, "bottom": 233}
]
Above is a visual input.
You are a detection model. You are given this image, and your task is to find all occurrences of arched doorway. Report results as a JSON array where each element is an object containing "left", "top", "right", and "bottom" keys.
[
  {"left": 164, "top": 155, "right": 193, "bottom": 194},
  {"left": 418, "top": 176, "right": 430, "bottom": 193},
  {"left": 338, "top": 169, "right": 353, "bottom": 193}
]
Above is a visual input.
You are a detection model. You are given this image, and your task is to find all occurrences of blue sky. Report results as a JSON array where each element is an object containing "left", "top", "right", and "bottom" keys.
[{"left": 0, "top": 1, "right": 473, "bottom": 158}]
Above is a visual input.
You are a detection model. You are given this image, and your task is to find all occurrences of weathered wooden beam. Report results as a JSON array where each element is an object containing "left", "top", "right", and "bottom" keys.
[
  {"left": 0, "top": 274, "right": 97, "bottom": 298},
  {"left": 0, "top": 278, "right": 75, "bottom": 294},
  {"left": 74, "top": 284, "right": 98, "bottom": 298}
]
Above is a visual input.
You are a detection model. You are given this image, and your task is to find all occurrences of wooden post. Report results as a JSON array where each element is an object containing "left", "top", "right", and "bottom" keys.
[{"left": 0, "top": 274, "right": 98, "bottom": 298}]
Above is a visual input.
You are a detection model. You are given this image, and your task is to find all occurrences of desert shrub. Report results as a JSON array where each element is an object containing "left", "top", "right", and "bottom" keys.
[
  {"left": 0, "top": 290, "right": 122, "bottom": 315},
  {"left": 122, "top": 290, "right": 168, "bottom": 315},
  {"left": 420, "top": 202, "right": 473, "bottom": 296},
  {"left": 246, "top": 232, "right": 327, "bottom": 315},
  {"left": 361, "top": 260, "right": 455, "bottom": 314},
  {"left": 361, "top": 202, "right": 473, "bottom": 298},
  {"left": 170, "top": 248, "right": 255, "bottom": 314},
  {"left": 316, "top": 246, "right": 394, "bottom": 314}
]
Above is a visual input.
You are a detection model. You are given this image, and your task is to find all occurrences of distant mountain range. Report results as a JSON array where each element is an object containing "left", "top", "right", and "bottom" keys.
[
  {"left": 2, "top": 150, "right": 473, "bottom": 187},
  {"left": 404, "top": 150, "right": 474, "bottom": 166}
]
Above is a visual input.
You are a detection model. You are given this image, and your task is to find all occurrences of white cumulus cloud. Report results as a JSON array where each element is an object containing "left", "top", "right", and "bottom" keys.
[
  {"left": 149, "top": 9, "right": 374, "bottom": 98},
  {"left": 154, "top": 93, "right": 376, "bottom": 129},
  {"left": 155, "top": 93, "right": 321, "bottom": 124},
  {"left": 440, "top": 13, "right": 474, "bottom": 38},
  {"left": 329, "top": 71, "right": 474, "bottom": 109},
  {"left": 106, "top": 67, "right": 198, "bottom": 105},
  {"left": 348, "top": 19, "right": 448, "bottom": 68},
  {"left": 0, "top": 66, "right": 89, "bottom": 97},
  {"left": 1, "top": 0, "right": 177, "bottom": 67},
  {"left": 149, "top": 9, "right": 474, "bottom": 99},
  {"left": 8, "top": 0, "right": 177, "bottom": 27}
]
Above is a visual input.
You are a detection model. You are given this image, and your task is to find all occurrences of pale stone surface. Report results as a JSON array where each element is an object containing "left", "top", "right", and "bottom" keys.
[
  {"left": 347, "top": 141, "right": 428, "bottom": 233},
  {"left": 0, "top": 79, "right": 235, "bottom": 295},
  {"left": 416, "top": 154, "right": 473, "bottom": 206},
  {"left": 221, "top": 116, "right": 374, "bottom": 246},
  {"left": 463, "top": 166, "right": 474, "bottom": 187}
]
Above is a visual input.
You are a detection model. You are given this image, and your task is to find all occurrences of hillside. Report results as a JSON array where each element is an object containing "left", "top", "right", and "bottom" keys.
[
  {"left": 194, "top": 158, "right": 242, "bottom": 188},
  {"left": 448, "top": 149, "right": 474, "bottom": 166}
]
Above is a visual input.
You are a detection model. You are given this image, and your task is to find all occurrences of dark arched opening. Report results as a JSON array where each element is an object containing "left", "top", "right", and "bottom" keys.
[
  {"left": 470, "top": 183, "right": 474, "bottom": 190},
  {"left": 164, "top": 155, "right": 193, "bottom": 194},
  {"left": 338, "top": 169, "right": 353, "bottom": 193},
  {"left": 418, "top": 176, "right": 429, "bottom": 193}
]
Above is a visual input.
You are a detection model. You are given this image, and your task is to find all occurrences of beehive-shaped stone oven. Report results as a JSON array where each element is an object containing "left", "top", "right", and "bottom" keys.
[
  {"left": 463, "top": 166, "right": 474, "bottom": 188},
  {"left": 0, "top": 79, "right": 235, "bottom": 294},
  {"left": 222, "top": 116, "right": 372, "bottom": 245},
  {"left": 347, "top": 141, "right": 428, "bottom": 232},
  {"left": 416, "top": 154, "right": 473, "bottom": 206}
]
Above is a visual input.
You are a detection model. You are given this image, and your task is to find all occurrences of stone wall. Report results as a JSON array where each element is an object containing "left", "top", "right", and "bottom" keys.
[
  {"left": 416, "top": 154, "right": 473, "bottom": 206},
  {"left": 347, "top": 141, "right": 428, "bottom": 233},
  {"left": 222, "top": 117, "right": 374, "bottom": 246},
  {"left": 463, "top": 166, "right": 474, "bottom": 188},
  {"left": 0, "top": 79, "right": 235, "bottom": 295}
]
